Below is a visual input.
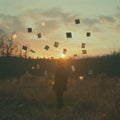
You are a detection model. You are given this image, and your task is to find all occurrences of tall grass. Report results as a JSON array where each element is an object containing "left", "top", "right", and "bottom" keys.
[{"left": 0, "top": 75, "right": 120, "bottom": 120}]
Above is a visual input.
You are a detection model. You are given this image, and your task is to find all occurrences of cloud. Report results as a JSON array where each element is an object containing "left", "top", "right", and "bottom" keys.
[
  {"left": 0, "top": 7, "right": 119, "bottom": 44},
  {"left": 113, "top": 23, "right": 120, "bottom": 32},
  {"left": 99, "top": 15, "right": 116, "bottom": 24},
  {"left": 0, "top": 14, "right": 25, "bottom": 34},
  {"left": 21, "top": 8, "right": 77, "bottom": 30},
  {"left": 81, "top": 17, "right": 102, "bottom": 32},
  {"left": 82, "top": 18, "right": 99, "bottom": 26},
  {"left": 0, "top": 7, "right": 80, "bottom": 50},
  {"left": 117, "top": 4, "right": 120, "bottom": 10}
]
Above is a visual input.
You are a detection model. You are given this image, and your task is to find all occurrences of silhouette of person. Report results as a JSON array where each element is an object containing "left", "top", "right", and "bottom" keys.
[{"left": 54, "top": 59, "right": 68, "bottom": 108}]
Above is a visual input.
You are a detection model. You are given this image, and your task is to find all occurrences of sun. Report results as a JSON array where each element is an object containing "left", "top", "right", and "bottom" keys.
[{"left": 61, "top": 54, "right": 65, "bottom": 58}]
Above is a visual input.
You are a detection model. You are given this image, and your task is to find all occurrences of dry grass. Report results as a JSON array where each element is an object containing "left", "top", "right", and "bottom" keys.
[{"left": 0, "top": 75, "right": 120, "bottom": 120}]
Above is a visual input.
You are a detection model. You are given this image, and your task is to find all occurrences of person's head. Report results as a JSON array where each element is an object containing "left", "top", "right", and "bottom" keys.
[{"left": 56, "top": 58, "right": 65, "bottom": 67}]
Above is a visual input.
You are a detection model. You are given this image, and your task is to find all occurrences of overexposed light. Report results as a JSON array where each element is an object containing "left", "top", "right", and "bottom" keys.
[
  {"left": 11, "top": 32, "right": 17, "bottom": 39},
  {"left": 79, "top": 76, "right": 84, "bottom": 80},
  {"left": 61, "top": 54, "right": 65, "bottom": 58},
  {"left": 41, "top": 21, "right": 46, "bottom": 27},
  {"left": 51, "top": 80, "right": 55, "bottom": 85},
  {"left": 32, "top": 66, "right": 35, "bottom": 70}
]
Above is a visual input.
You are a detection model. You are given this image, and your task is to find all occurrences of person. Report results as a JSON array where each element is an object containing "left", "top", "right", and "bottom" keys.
[{"left": 54, "top": 59, "right": 68, "bottom": 108}]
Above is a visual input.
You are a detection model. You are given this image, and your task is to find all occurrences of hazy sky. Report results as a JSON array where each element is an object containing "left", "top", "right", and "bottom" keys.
[{"left": 0, "top": 0, "right": 120, "bottom": 58}]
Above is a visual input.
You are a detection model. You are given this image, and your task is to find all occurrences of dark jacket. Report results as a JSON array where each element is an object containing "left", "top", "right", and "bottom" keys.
[{"left": 54, "top": 66, "right": 68, "bottom": 92}]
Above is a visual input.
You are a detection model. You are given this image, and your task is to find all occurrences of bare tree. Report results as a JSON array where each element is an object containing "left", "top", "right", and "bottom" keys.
[
  {"left": 0, "top": 29, "right": 8, "bottom": 56},
  {"left": 0, "top": 29, "right": 19, "bottom": 57}
]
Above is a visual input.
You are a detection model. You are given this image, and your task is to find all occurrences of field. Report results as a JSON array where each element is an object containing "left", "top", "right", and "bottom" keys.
[{"left": 0, "top": 74, "right": 120, "bottom": 120}]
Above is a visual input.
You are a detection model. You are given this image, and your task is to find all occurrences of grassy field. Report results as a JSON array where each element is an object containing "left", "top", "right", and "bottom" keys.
[{"left": 0, "top": 75, "right": 120, "bottom": 120}]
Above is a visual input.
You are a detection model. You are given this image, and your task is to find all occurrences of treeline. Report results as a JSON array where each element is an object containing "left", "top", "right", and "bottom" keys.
[
  {"left": 0, "top": 52, "right": 120, "bottom": 79},
  {"left": 70, "top": 52, "right": 120, "bottom": 77},
  {"left": 0, "top": 57, "right": 56, "bottom": 79}
]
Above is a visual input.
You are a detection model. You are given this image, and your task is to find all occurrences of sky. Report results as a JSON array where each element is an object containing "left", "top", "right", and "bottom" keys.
[{"left": 0, "top": 0, "right": 120, "bottom": 59}]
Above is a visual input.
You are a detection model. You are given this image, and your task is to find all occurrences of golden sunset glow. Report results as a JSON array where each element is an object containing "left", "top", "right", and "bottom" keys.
[
  {"left": 0, "top": 0, "right": 119, "bottom": 58},
  {"left": 61, "top": 54, "right": 65, "bottom": 58},
  {"left": 0, "top": 1, "right": 120, "bottom": 119}
]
